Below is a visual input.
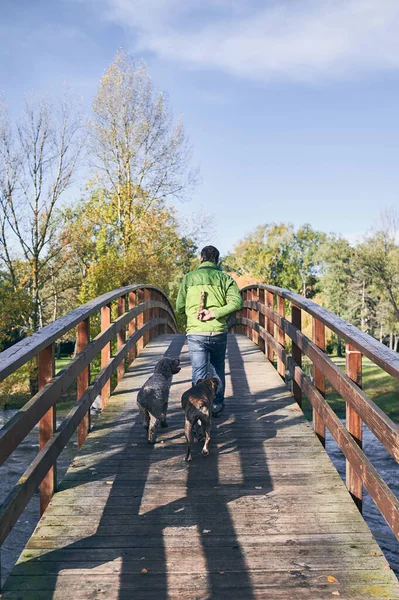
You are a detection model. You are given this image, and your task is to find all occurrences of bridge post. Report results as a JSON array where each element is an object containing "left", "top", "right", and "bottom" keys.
[
  {"left": 128, "top": 291, "right": 137, "bottom": 364},
  {"left": 277, "top": 295, "right": 286, "bottom": 379},
  {"left": 266, "top": 291, "right": 274, "bottom": 364},
  {"left": 117, "top": 296, "right": 126, "bottom": 383},
  {"left": 252, "top": 288, "right": 259, "bottom": 345},
  {"left": 346, "top": 344, "right": 363, "bottom": 512},
  {"left": 101, "top": 303, "right": 111, "bottom": 408},
  {"left": 137, "top": 289, "right": 145, "bottom": 355},
  {"left": 38, "top": 343, "right": 56, "bottom": 515},
  {"left": 144, "top": 288, "right": 151, "bottom": 346},
  {"left": 258, "top": 288, "right": 266, "bottom": 353},
  {"left": 291, "top": 304, "right": 302, "bottom": 407},
  {"left": 77, "top": 318, "right": 90, "bottom": 449},
  {"left": 312, "top": 318, "right": 326, "bottom": 446}
]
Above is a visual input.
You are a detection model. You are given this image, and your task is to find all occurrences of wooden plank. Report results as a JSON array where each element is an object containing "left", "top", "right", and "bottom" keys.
[
  {"left": 38, "top": 344, "right": 56, "bottom": 515},
  {"left": 291, "top": 304, "right": 302, "bottom": 407},
  {"left": 312, "top": 317, "right": 326, "bottom": 446},
  {"left": 346, "top": 343, "right": 363, "bottom": 511},
  {"left": 77, "top": 318, "right": 90, "bottom": 449}
]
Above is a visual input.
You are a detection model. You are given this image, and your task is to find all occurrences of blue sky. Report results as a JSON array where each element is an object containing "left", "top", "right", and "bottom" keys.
[{"left": 1, "top": 0, "right": 399, "bottom": 254}]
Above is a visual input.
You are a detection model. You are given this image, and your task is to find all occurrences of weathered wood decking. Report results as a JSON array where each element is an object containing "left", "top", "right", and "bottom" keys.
[{"left": 2, "top": 334, "right": 399, "bottom": 599}]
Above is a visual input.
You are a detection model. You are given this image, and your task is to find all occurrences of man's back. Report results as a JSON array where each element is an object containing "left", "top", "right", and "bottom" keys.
[{"left": 176, "top": 261, "right": 242, "bottom": 333}]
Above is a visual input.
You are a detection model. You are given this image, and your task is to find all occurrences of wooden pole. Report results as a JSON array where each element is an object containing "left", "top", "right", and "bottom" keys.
[
  {"left": 39, "top": 343, "right": 56, "bottom": 515},
  {"left": 291, "top": 304, "right": 302, "bottom": 407},
  {"left": 137, "top": 289, "right": 145, "bottom": 355},
  {"left": 101, "top": 303, "right": 111, "bottom": 409},
  {"left": 258, "top": 288, "right": 266, "bottom": 353},
  {"left": 312, "top": 318, "right": 326, "bottom": 446},
  {"left": 117, "top": 296, "right": 126, "bottom": 383},
  {"left": 346, "top": 343, "right": 363, "bottom": 512},
  {"left": 77, "top": 318, "right": 90, "bottom": 449},
  {"left": 128, "top": 291, "right": 137, "bottom": 364},
  {"left": 266, "top": 291, "right": 274, "bottom": 363},
  {"left": 277, "top": 295, "right": 286, "bottom": 379}
]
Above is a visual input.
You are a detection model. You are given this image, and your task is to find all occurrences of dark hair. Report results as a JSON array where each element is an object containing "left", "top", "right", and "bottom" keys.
[{"left": 201, "top": 245, "right": 220, "bottom": 264}]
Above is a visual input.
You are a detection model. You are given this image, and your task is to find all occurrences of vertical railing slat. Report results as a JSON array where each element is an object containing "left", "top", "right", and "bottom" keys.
[
  {"left": 137, "top": 289, "right": 145, "bottom": 355},
  {"left": 346, "top": 343, "right": 363, "bottom": 512},
  {"left": 128, "top": 291, "right": 137, "bottom": 364},
  {"left": 258, "top": 288, "right": 266, "bottom": 353},
  {"left": 77, "top": 318, "right": 90, "bottom": 450},
  {"left": 117, "top": 296, "right": 126, "bottom": 383},
  {"left": 312, "top": 318, "right": 326, "bottom": 447},
  {"left": 39, "top": 343, "right": 56, "bottom": 515},
  {"left": 266, "top": 291, "right": 274, "bottom": 363},
  {"left": 101, "top": 303, "right": 111, "bottom": 408},
  {"left": 277, "top": 295, "right": 286, "bottom": 379},
  {"left": 291, "top": 304, "right": 302, "bottom": 407}
]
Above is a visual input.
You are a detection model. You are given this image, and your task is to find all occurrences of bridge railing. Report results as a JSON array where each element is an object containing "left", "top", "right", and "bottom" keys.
[
  {"left": 0, "top": 285, "right": 177, "bottom": 554},
  {"left": 230, "top": 284, "right": 399, "bottom": 541}
]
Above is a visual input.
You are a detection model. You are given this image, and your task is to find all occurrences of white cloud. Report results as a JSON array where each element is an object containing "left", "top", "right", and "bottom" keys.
[{"left": 97, "top": 0, "right": 399, "bottom": 82}]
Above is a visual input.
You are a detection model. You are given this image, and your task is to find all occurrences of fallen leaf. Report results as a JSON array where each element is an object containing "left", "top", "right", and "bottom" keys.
[
  {"left": 384, "top": 565, "right": 391, "bottom": 570},
  {"left": 106, "top": 481, "right": 113, "bottom": 485},
  {"left": 332, "top": 592, "right": 340, "bottom": 596},
  {"left": 202, "top": 529, "right": 211, "bottom": 534},
  {"left": 327, "top": 576, "right": 339, "bottom": 584},
  {"left": 141, "top": 568, "right": 148, "bottom": 574},
  {"left": 255, "top": 486, "right": 262, "bottom": 490},
  {"left": 370, "top": 551, "right": 377, "bottom": 556}
]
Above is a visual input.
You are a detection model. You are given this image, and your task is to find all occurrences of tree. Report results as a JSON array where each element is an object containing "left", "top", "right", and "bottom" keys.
[
  {"left": 88, "top": 50, "right": 197, "bottom": 263},
  {"left": 225, "top": 222, "right": 324, "bottom": 296},
  {"left": 0, "top": 92, "right": 83, "bottom": 332}
]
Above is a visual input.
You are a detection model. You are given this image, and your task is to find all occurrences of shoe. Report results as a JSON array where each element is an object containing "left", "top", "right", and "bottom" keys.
[{"left": 212, "top": 402, "right": 225, "bottom": 417}]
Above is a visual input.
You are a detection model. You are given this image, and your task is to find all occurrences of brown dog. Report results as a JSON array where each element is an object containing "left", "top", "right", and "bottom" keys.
[{"left": 181, "top": 377, "right": 219, "bottom": 461}]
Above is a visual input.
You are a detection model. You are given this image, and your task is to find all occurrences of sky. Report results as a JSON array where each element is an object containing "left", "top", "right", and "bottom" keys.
[{"left": 1, "top": 0, "right": 399, "bottom": 254}]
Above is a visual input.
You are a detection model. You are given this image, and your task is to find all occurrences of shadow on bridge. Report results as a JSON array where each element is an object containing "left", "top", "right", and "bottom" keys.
[{"left": 7, "top": 334, "right": 307, "bottom": 599}]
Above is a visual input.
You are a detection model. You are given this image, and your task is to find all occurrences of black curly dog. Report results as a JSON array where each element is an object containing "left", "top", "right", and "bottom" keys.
[{"left": 137, "top": 357, "right": 181, "bottom": 443}]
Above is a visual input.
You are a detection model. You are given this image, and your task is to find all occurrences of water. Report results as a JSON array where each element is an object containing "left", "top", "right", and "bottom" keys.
[
  {"left": 1, "top": 410, "right": 398, "bottom": 585},
  {"left": 325, "top": 422, "right": 399, "bottom": 576}
]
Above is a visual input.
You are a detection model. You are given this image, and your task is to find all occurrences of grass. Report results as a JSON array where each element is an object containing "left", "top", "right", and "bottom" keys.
[{"left": 301, "top": 355, "right": 399, "bottom": 423}]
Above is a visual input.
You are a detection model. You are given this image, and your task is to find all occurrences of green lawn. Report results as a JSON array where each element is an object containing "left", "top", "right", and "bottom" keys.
[{"left": 301, "top": 355, "right": 398, "bottom": 423}]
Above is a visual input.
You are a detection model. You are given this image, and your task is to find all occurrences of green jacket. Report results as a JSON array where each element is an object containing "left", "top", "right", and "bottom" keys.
[{"left": 176, "top": 261, "right": 243, "bottom": 333}]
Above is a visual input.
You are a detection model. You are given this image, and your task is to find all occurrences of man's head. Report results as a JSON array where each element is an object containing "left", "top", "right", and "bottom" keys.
[{"left": 200, "top": 245, "right": 220, "bottom": 265}]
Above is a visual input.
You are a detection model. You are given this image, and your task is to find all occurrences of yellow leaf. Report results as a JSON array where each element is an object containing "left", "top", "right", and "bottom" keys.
[
  {"left": 370, "top": 551, "right": 377, "bottom": 556},
  {"left": 327, "top": 576, "right": 339, "bottom": 584},
  {"left": 141, "top": 568, "right": 148, "bottom": 574}
]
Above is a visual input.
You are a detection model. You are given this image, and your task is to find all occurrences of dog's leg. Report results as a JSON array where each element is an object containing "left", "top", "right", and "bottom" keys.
[
  {"left": 139, "top": 405, "right": 150, "bottom": 430},
  {"left": 148, "top": 413, "right": 160, "bottom": 444},
  {"left": 184, "top": 418, "right": 193, "bottom": 462},
  {"left": 201, "top": 418, "right": 211, "bottom": 456},
  {"left": 160, "top": 389, "right": 169, "bottom": 428}
]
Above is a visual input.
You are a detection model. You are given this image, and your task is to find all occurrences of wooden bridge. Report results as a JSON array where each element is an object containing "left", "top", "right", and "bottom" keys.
[{"left": 0, "top": 285, "right": 398, "bottom": 599}]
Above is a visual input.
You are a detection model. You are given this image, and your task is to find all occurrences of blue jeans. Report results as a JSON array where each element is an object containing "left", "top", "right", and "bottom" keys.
[{"left": 187, "top": 333, "right": 227, "bottom": 405}]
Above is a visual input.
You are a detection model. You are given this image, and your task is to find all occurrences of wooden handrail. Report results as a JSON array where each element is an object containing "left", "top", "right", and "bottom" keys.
[
  {"left": 0, "top": 284, "right": 177, "bottom": 382},
  {"left": 230, "top": 284, "right": 399, "bottom": 541},
  {"left": 0, "top": 286, "right": 177, "bottom": 550}
]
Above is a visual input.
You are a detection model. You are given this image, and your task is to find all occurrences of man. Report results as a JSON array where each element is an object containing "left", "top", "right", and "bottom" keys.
[{"left": 176, "top": 245, "right": 242, "bottom": 416}]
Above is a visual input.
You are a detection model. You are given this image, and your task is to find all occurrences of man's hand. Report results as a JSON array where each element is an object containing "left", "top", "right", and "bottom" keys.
[{"left": 197, "top": 309, "right": 216, "bottom": 322}]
